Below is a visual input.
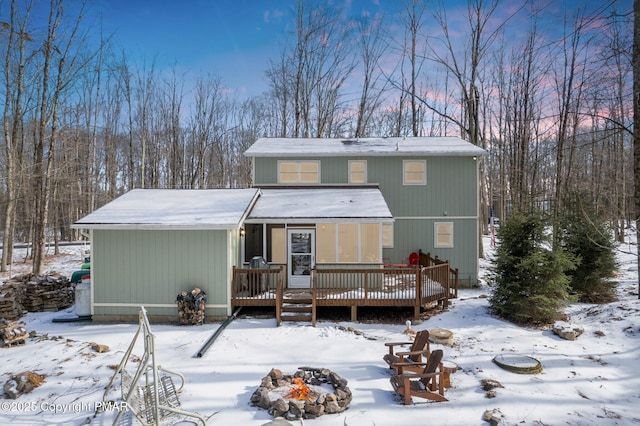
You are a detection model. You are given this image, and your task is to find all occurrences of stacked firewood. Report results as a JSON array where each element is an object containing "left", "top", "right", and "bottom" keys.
[
  {"left": 176, "top": 287, "right": 207, "bottom": 325},
  {"left": 0, "top": 282, "right": 24, "bottom": 320},
  {"left": 1, "top": 320, "right": 28, "bottom": 346},
  {"left": 0, "top": 273, "right": 75, "bottom": 320}
]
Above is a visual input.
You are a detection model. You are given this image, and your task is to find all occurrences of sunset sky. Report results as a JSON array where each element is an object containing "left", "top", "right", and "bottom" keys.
[{"left": 88, "top": 0, "right": 630, "bottom": 99}]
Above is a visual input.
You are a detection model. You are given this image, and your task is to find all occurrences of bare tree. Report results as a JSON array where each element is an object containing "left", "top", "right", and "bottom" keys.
[
  {"left": 353, "top": 11, "right": 389, "bottom": 137},
  {"left": 633, "top": 0, "right": 640, "bottom": 299},
  {"left": 1, "top": 0, "right": 33, "bottom": 271},
  {"left": 267, "top": 0, "right": 355, "bottom": 138},
  {"left": 31, "top": 0, "right": 93, "bottom": 274},
  {"left": 403, "top": 0, "right": 429, "bottom": 136}
]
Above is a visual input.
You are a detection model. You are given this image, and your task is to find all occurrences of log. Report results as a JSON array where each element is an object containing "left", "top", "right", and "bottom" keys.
[{"left": 176, "top": 288, "right": 207, "bottom": 325}]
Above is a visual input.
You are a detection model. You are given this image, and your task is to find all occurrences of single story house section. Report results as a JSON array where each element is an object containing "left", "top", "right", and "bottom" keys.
[
  {"left": 72, "top": 188, "right": 259, "bottom": 321},
  {"left": 73, "top": 186, "right": 394, "bottom": 321},
  {"left": 243, "top": 187, "right": 393, "bottom": 289}
]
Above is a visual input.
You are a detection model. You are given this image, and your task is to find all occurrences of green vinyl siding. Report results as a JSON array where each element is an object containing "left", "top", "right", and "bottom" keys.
[
  {"left": 253, "top": 154, "right": 480, "bottom": 286},
  {"left": 383, "top": 218, "right": 478, "bottom": 286},
  {"left": 92, "top": 229, "right": 230, "bottom": 319},
  {"left": 254, "top": 156, "right": 478, "bottom": 216}
]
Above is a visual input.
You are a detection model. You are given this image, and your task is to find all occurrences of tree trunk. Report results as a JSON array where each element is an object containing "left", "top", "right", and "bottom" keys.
[{"left": 633, "top": 0, "right": 640, "bottom": 299}]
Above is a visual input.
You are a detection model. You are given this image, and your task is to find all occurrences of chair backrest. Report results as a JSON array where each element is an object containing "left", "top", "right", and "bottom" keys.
[
  {"left": 410, "top": 330, "right": 430, "bottom": 362},
  {"left": 408, "top": 252, "right": 419, "bottom": 266},
  {"left": 419, "top": 349, "right": 443, "bottom": 387}
]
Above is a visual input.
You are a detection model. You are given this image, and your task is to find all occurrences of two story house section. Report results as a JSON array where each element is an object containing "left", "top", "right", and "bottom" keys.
[{"left": 244, "top": 136, "right": 487, "bottom": 287}]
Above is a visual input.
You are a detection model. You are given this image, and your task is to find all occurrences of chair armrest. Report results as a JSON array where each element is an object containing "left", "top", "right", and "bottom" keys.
[
  {"left": 396, "top": 349, "right": 429, "bottom": 358},
  {"left": 384, "top": 341, "right": 412, "bottom": 348},
  {"left": 392, "top": 361, "right": 427, "bottom": 368},
  {"left": 384, "top": 341, "right": 412, "bottom": 354}
]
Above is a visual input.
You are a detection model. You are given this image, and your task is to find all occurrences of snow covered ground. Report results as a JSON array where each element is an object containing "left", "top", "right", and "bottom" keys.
[{"left": 1, "top": 235, "right": 639, "bottom": 425}]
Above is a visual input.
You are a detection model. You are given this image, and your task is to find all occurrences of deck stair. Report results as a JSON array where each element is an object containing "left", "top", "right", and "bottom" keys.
[{"left": 279, "top": 290, "right": 316, "bottom": 326}]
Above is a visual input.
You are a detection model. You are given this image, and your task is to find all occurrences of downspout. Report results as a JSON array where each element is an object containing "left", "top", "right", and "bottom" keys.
[{"left": 194, "top": 307, "right": 242, "bottom": 358}]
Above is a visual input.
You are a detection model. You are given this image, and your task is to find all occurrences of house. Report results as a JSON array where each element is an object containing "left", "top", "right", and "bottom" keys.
[{"left": 73, "top": 136, "right": 486, "bottom": 322}]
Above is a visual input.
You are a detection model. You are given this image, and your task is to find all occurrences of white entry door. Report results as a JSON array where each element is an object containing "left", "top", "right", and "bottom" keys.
[{"left": 288, "top": 229, "right": 315, "bottom": 288}]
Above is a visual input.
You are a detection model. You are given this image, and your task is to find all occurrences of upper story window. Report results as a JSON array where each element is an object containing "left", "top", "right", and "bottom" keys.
[
  {"left": 278, "top": 160, "right": 320, "bottom": 184},
  {"left": 403, "top": 160, "right": 426, "bottom": 185},
  {"left": 348, "top": 160, "right": 367, "bottom": 184}
]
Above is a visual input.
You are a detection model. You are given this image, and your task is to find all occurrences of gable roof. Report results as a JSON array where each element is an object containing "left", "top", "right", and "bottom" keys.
[
  {"left": 73, "top": 188, "right": 259, "bottom": 230},
  {"left": 244, "top": 136, "right": 487, "bottom": 157},
  {"left": 246, "top": 188, "right": 393, "bottom": 223}
]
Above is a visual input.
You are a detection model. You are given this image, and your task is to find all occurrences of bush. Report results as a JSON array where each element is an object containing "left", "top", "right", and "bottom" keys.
[
  {"left": 560, "top": 198, "right": 617, "bottom": 303},
  {"left": 489, "top": 213, "right": 576, "bottom": 325}
]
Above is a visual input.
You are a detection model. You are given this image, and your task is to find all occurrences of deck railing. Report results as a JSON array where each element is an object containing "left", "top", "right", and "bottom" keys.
[
  {"left": 419, "top": 251, "right": 459, "bottom": 298},
  {"left": 231, "top": 261, "right": 453, "bottom": 318},
  {"left": 231, "top": 266, "right": 283, "bottom": 306},
  {"left": 311, "top": 264, "right": 449, "bottom": 305}
]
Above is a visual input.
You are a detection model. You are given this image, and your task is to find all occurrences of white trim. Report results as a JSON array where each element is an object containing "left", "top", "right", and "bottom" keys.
[
  {"left": 244, "top": 218, "right": 393, "bottom": 224},
  {"left": 72, "top": 224, "right": 241, "bottom": 230},
  {"left": 277, "top": 160, "right": 321, "bottom": 184},
  {"left": 395, "top": 216, "right": 477, "bottom": 220},
  {"left": 288, "top": 228, "right": 315, "bottom": 288},
  {"left": 434, "top": 222, "right": 454, "bottom": 248},
  {"left": 89, "top": 229, "right": 94, "bottom": 316},
  {"left": 93, "top": 303, "right": 229, "bottom": 308},
  {"left": 402, "top": 159, "right": 426, "bottom": 185},
  {"left": 227, "top": 229, "right": 233, "bottom": 316},
  {"left": 348, "top": 159, "right": 367, "bottom": 184}
]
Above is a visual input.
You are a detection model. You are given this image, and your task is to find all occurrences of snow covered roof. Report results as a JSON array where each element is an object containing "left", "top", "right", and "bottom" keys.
[
  {"left": 246, "top": 188, "right": 393, "bottom": 223},
  {"left": 73, "top": 188, "right": 260, "bottom": 230},
  {"left": 244, "top": 136, "right": 487, "bottom": 157}
]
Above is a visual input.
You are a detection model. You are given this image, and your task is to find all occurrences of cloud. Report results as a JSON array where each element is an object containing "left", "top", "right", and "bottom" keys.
[{"left": 264, "top": 8, "right": 285, "bottom": 24}]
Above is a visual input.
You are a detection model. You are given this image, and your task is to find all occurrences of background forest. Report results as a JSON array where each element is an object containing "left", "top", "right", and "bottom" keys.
[{"left": 0, "top": 0, "right": 634, "bottom": 275}]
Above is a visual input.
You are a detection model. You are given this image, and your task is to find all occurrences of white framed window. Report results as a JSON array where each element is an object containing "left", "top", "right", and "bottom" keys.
[
  {"left": 349, "top": 160, "right": 367, "bottom": 184},
  {"left": 278, "top": 161, "right": 320, "bottom": 184},
  {"left": 434, "top": 222, "right": 454, "bottom": 248},
  {"left": 403, "top": 160, "right": 426, "bottom": 185}
]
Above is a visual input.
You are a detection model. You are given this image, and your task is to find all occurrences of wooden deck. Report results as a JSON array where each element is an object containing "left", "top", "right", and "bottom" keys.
[{"left": 231, "top": 254, "right": 458, "bottom": 325}]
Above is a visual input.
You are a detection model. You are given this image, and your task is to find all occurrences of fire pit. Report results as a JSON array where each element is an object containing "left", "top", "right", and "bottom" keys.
[{"left": 250, "top": 366, "right": 352, "bottom": 420}]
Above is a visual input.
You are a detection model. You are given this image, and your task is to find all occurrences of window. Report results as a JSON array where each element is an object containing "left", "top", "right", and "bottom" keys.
[
  {"left": 434, "top": 222, "right": 453, "bottom": 248},
  {"left": 382, "top": 223, "right": 394, "bottom": 248},
  {"left": 317, "top": 222, "right": 381, "bottom": 263},
  {"left": 316, "top": 223, "right": 336, "bottom": 263},
  {"left": 403, "top": 160, "right": 426, "bottom": 185},
  {"left": 360, "top": 223, "right": 380, "bottom": 263},
  {"left": 278, "top": 161, "right": 320, "bottom": 184},
  {"left": 269, "top": 225, "right": 286, "bottom": 263},
  {"left": 349, "top": 160, "right": 367, "bottom": 184},
  {"left": 338, "top": 223, "right": 358, "bottom": 262}
]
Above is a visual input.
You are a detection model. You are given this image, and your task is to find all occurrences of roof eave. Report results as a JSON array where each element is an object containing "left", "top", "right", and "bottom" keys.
[{"left": 70, "top": 223, "right": 240, "bottom": 231}]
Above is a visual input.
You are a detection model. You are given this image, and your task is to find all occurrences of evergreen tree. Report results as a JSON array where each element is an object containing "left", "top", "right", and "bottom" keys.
[
  {"left": 560, "top": 196, "right": 617, "bottom": 303},
  {"left": 489, "top": 213, "right": 576, "bottom": 325}
]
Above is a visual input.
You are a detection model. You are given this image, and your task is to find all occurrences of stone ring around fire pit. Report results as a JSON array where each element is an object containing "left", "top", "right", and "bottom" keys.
[{"left": 250, "top": 366, "right": 352, "bottom": 420}]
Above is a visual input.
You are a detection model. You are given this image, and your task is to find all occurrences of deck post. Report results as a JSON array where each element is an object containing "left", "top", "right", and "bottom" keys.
[
  {"left": 276, "top": 271, "right": 283, "bottom": 326},
  {"left": 311, "top": 271, "right": 317, "bottom": 327},
  {"left": 350, "top": 305, "right": 357, "bottom": 322}
]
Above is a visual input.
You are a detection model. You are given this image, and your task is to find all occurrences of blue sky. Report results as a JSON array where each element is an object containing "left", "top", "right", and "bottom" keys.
[
  {"left": 88, "top": 0, "right": 631, "bottom": 100},
  {"left": 94, "top": 0, "right": 406, "bottom": 97}
]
